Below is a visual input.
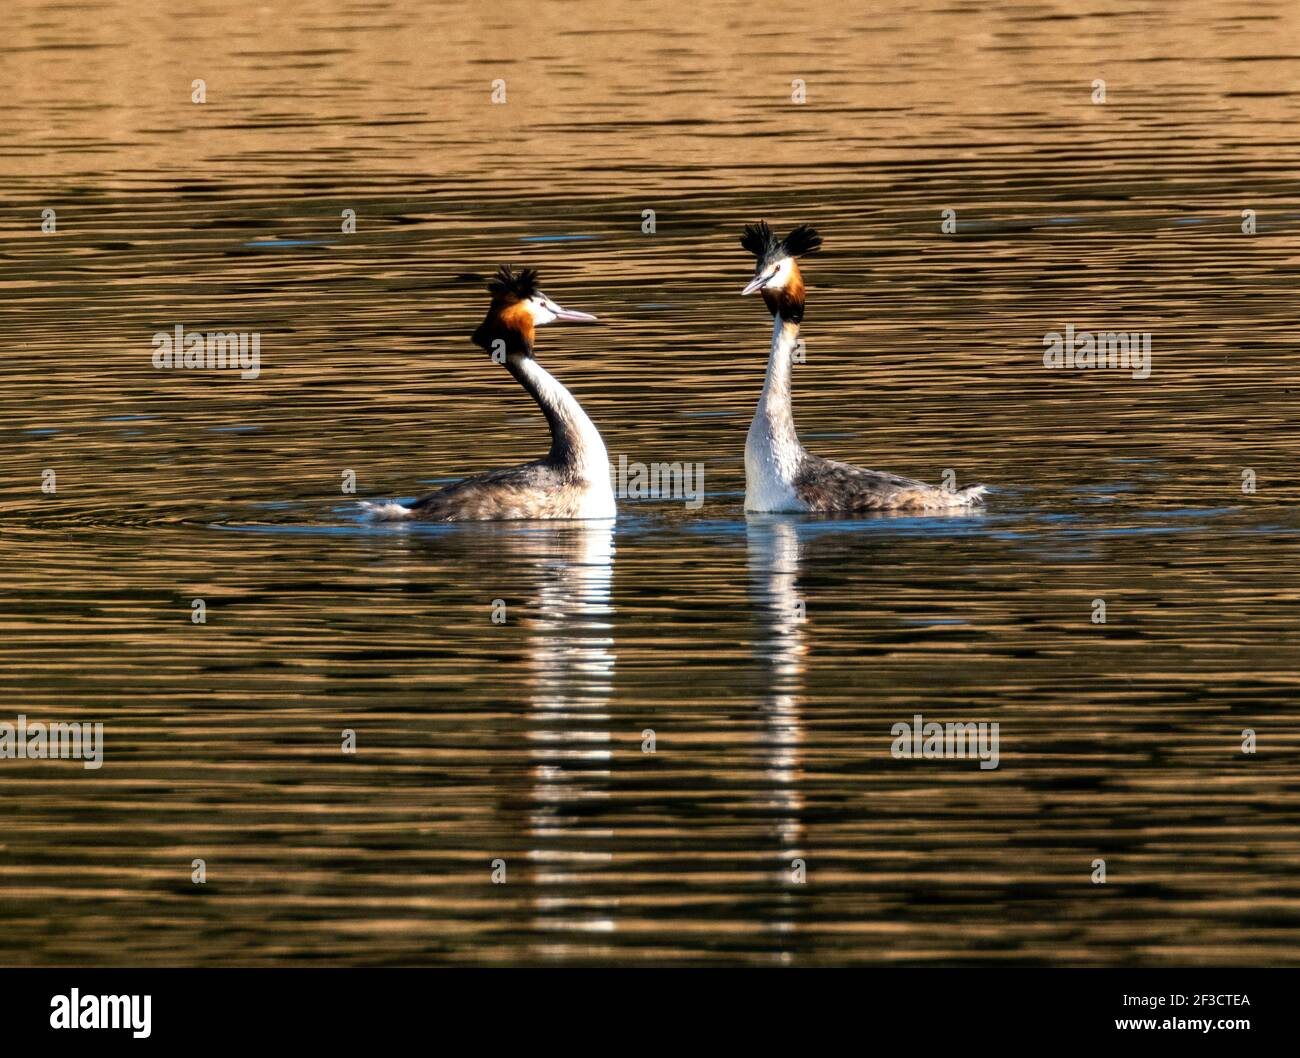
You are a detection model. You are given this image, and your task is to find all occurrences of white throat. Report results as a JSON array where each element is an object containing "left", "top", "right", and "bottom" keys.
[{"left": 745, "top": 315, "right": 807, "bottom": 512}]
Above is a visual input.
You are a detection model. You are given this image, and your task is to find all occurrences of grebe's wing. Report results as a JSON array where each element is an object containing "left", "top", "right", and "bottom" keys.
[
  {"left": 794, "top": 454, "right": 986, "bottom": 512},
  {"left": 398, "top": 461, "right": 559, "bottom": 521}
]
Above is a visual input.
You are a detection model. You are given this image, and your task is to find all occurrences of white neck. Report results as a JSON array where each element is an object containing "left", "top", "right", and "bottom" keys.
[
  {"left": 516, "top": 356, "right": 611, "bottom": 484},
  {"left": 745, "top": 315, "right": 806, "bottom": 512}
]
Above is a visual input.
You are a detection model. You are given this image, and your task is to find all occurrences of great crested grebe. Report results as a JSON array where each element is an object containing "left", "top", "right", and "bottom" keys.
[
  {"left": 364, "top": 266, "right": 615, "bottom": 522},
  {"left": 740, "top": 221, "right": 987, "bottom": 513}
]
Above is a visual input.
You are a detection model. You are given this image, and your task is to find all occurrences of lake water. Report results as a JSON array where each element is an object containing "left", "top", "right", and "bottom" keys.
[{"left": 2, "top": 0, "right": 1299, "bottom": 965}]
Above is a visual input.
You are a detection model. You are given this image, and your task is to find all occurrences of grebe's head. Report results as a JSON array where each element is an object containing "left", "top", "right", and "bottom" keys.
[
  {"left": 471, "top": 265, "right": 598, "bottom": 359},
  {"left": 739, "top": 222, "right": 822, "bottom": 322}
]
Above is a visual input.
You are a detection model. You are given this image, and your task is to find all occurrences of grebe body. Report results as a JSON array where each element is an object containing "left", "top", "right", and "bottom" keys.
[
  {"left": 364, "top": 266, "right": 614, "bottom": 522},
  {"left": 739, "top": 222, "right": 987, "bottom": 514}
]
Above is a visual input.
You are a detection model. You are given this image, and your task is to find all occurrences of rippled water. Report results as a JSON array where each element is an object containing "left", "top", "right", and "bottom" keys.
[{"left": 3, "top": 0, "right": 1300, "bottom": 965}]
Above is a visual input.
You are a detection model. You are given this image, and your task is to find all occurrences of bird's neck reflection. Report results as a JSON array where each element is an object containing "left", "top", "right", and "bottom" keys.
[
  {"left": 523, "top": 524, "right": 618, "bottom": 949},
  {"left": 747, "top": 517, "right": 808, "bottom": 921}
]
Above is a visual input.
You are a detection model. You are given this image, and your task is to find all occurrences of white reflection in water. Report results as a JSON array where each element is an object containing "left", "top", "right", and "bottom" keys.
[
  {"left": 521, "top": 525, "right": 617, "bottom": 938},
  {"left": 747, "top": 517, "right": 809, "bottom": 963}
]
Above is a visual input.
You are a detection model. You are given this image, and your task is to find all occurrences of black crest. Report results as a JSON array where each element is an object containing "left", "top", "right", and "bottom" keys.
[
  {"left": 486, "top": 265, "right": 539, "bottom": 301},
  {"left": 740, "top": 221, "right": 822, "bottom": 269},
  {"left": 740, "top": 221, "right": 781, "bottom": 263},
  {"left": 782, "top": 224, "right": 822, "bottom": 258}
]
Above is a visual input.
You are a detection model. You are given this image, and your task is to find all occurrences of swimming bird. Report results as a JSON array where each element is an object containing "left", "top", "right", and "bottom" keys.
[
  {"left": 739, "top": 222, "right": 987, "bottom": 513},
  {"left": 364, "top": 266, "right": 615, "bottom": 521}
]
